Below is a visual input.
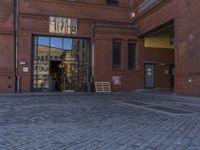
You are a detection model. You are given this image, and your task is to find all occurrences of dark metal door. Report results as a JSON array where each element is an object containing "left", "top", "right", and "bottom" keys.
[{"left": 144, "top": 63, "right": 155, "bottom": 88}]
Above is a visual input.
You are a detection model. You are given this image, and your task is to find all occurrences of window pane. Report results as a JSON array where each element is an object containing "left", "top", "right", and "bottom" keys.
[
  {"left": 33, "top": 60, "right": 38, "bottom": 91},
  {"left": 113, "top": 42, "right": 121, "bottom": 69},
  {"left": 50, "top": 37, "right": 63, "bottom": 60},
  {"left": 33, "top": 35, "right": 91, "bottom": 92},
  {"left": 107, "top": 0, "right": 119, "bottom": 5},
  {"left": 64, "top": 38, "right": 72, "bottom": 50},
  {"left": 75, "top": 39, "right": 87, "bottom": 62},
  {"left": 38, "top": 36, "right": 50, "bottom": 60},
  {"left": 33, "top": 37, "right": 38, "bottom": 59},
  {"left": 35, "top": 60, "right": 49, "bottom": 92},
  {"left": 63, "top": 39, "right": 89, "bottom": 61},
  {"left": 128, "top": 43, "right": 136, "bottom": 69}
]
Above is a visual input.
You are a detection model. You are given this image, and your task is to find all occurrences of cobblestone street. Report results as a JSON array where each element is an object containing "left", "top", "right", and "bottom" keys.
[{"left": 1, "top": 91, "right": 200, "bottom": 150}]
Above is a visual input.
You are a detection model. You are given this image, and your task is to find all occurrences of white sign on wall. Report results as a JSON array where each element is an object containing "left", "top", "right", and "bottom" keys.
[
  {"left": 112, "top": 76, "right": 121, "bottom": 85},
  {"left": 23, "top": 67, "right": 29, "bottom": 73},
  {"left": 49, "top": 16, "right": 77, "bottom": 35}
]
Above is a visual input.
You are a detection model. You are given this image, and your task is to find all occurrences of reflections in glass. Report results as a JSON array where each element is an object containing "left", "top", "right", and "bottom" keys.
[
  {"left": 62, "top": 61, "right": 80, "bottom": 91},
  {"left": 33, "top": 35, "right": 91, "bottom": 92},
  {"left": 50, "top": 37, "right": 63, "bottom": 60},
  {"left": 63, "top": 38, "right": 72, "bottom": 50},
  {"left": 63, "top": 39, "right": 89, "bottom": 61},
  {"left": 61, "top": 61, "right": 89, "bottom": 91},
  {"left": 38, "top": 36, "right": 50, "bottom": 60},
  {"left": 33, "top": 60, "right": 49, "bottom": 92}
]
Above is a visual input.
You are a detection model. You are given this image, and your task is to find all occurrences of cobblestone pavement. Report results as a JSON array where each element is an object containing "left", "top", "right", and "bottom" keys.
[{"left": 1, "top": 91, "right": 200, "bottom": 150}]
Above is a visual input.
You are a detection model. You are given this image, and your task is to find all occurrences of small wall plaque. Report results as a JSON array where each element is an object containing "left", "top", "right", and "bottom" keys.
[
  {"left": 23, "top": 67, "right": 29, "bottom": 73},
  {"left": 20, "top": 61, "right": 26, "bottom": 65}
]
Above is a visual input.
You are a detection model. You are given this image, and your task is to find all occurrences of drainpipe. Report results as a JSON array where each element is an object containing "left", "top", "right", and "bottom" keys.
[
  {"left": 91, "top": 24, "right": 95, "bottom": 82},
  {"left": 14, "top": 0, "right": 20, "bottom": 93},
  {"left": 90, "top": 22, "right": 137, "bottom": 81}
]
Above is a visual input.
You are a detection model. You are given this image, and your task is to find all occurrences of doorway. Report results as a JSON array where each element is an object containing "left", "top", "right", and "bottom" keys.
[
  {"left": 49, "top": 61, "right": 62, "bottom": 92},
  {"left": 142, "top": 20, "right": 175, "bottom": 90},
  {"left": 49, "top": 61, "right": 82, "bottom": 92},
  {"left": 144, "top": 63, "right": 155, "bottom": 88}
]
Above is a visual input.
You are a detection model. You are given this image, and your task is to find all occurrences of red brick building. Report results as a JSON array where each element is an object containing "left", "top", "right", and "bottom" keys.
[
  {"left": 0, "top": 0, "right": 199, "bottom": 96},
  {"left": 134, "top": 0, "right": 200, "bottom": 96}
]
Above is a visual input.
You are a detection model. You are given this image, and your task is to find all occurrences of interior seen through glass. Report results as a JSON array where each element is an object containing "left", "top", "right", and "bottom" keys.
[{"left": 33, "top": 36, "right": 91, "bottom": 92}]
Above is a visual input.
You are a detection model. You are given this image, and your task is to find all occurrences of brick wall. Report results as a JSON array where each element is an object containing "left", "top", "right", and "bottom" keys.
[
  {"left": 136, "top": 0, "right": 200, "bottom": 96},
  {"left": 0, "top": 0, "right": 15, "bottom": 93},
  {"left": 0, "top": 0, "right": 199, "bottom": 95},
  {"left": 16, "top": 0, "right": 135, "bottom": 92},
  {"left": 93, "top": 27, "right": 143, "bottom": 91}
]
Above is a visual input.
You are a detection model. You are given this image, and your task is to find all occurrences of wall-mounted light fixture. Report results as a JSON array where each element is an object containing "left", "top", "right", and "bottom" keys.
[{"left": 130, "top": 12, "right": 136, "bottom": 19}]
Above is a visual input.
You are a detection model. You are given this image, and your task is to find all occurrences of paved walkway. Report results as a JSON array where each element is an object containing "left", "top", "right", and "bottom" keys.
[{"left": 0, "top": 92, "right": 200, "bottom": 150}]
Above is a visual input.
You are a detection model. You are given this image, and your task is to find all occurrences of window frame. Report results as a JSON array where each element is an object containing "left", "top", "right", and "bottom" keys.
[
  {"left": 112, "top": 41, "right": 121, "bottom": 70},
  {"left": 128, "top": 43, "right": 136, "bottom": 70},
  {"left": 106, "top": 0, "right": 119, "bottom": 6}
]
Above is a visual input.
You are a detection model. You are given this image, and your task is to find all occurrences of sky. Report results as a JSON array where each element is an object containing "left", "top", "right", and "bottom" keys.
[{"left": 38, "top": 36, "right": 73, "bottom": 50}]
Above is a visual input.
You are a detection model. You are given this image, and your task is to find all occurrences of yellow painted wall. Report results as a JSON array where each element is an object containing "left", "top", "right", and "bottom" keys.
[{"left": 144, "top": 28, "right": 174, "bottom": 49}]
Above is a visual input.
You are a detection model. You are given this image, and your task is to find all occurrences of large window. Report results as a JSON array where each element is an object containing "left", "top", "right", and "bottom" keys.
[
  {"left": 128, "top": 43, "right": 136, "bottom": 69},
  {"left": 113, "top": 42, "right": 121, "bottom": 70},
  {"left": 33, "top": 35, "right": 91, "bottom": 92},
  {"left": 107, "top": 0, "right": 119, "bottom": 6}
]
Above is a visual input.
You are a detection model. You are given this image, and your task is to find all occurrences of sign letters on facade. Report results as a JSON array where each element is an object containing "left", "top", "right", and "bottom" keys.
[{"left": 49, "top": 16, "right": 77, "bottom": 35}]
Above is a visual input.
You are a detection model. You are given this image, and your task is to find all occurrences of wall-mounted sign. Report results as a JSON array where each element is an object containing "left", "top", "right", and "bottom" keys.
[
  {"left": 164, "top": 70, "right": 169, "bottom": 75},
  {"left": 112, "top": 76, "right": 121, "bottom": 85},
  {"left": 147, "top": 68, "right": 152, "bottom": 76},
  {"left": 20, "top": 61, "right": 26, "bottom": 65},
  {"left": 49, "top": 16, "right": 77, "bottom": 35},
  {"left": 147, "top": 72, "right": 152, "bottom": 76},
  {"left": 147, "top": 68, "right": 152, "bottom": 72},
  {"left": 23, "top": 67, "right": 29, "bottom": 73}
]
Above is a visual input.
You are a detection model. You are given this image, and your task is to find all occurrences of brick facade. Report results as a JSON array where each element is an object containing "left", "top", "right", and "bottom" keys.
[
  {"left": 0, "top": 0, "right": 199, "bottom": 96},
  {"left": 0, "top": 0, "right": 15, "bottom": 93},
  {"left": 17, "top": 0, "right": 136, "bottom": 92},
  {"left": 135, "top": 0, "right": 200, "bottom": 96}
]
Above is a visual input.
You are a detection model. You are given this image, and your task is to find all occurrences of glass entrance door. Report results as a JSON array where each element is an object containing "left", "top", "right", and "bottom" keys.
[
  {"left": 49, "top": 60, "right": 62, "bottom": 92},
  {"left": 62, "top": 61, "right": 78, "bottom": 91},
  {"left": 61, "top": 61, "right": 89, "bottom": 91}
]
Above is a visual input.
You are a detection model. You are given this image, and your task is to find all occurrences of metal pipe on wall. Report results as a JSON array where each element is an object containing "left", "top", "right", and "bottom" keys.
[{"left": 14, "top": 0, "right": 20, "bottom": 93}]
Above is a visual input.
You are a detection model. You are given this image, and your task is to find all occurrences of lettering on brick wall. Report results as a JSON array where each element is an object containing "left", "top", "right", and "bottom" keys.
[{"left": 49, "top": 16, "right": 77, "bottom": 35}]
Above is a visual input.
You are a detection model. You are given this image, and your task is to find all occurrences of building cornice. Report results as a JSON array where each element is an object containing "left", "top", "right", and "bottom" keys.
[
  {"left": 134, "top": 0, "right": 172, "bottom": 21},
  {"left": 25, "top": 0, "right": 131, "bottom": 11},
  {"left": 19, "top": 13, "right": 132, "bottom": 25}
]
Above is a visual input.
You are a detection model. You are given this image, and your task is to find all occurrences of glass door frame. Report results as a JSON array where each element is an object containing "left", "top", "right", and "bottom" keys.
[{"left": 32, "top": 35, "right": 91, "bottom": 92}]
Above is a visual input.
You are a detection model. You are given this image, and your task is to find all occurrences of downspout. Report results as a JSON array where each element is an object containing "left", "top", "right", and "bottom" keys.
[
  {"left": 14, "top": 0, "right": 20, "bottom": 93},
  {"left": 91, "top": 24, "right": 95, "bottom": 82}
]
